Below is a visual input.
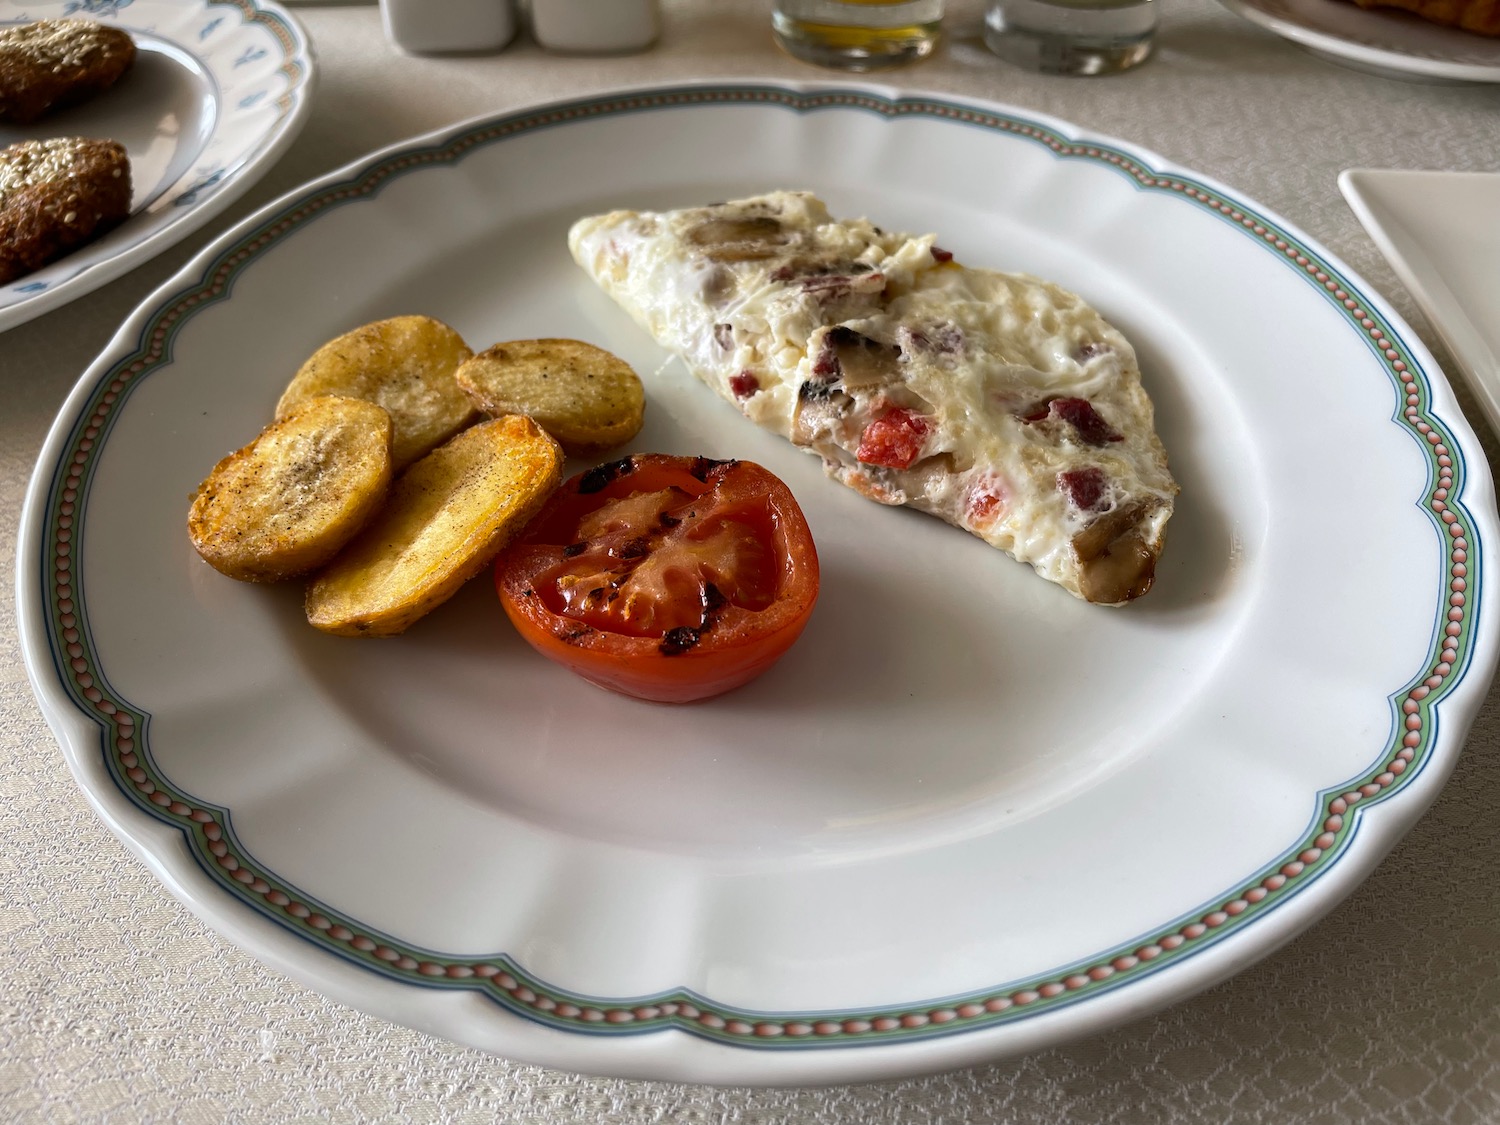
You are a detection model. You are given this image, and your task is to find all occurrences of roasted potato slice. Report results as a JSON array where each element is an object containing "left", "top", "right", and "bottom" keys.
[
  {"left": 277, "top": 315, "right": 478, "bottom": 471},
  {"left": 455, "top": 338, "right": 645, "bottom": 455},
  {"left": 306, "top": 414, "right": 563, "bottom": 636},
  {"left": 188, "top": 396, "right": 393, "bottom": 583}
]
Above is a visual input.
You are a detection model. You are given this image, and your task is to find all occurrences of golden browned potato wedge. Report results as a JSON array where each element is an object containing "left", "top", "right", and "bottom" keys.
[
  {"left": 188, "top": 396, "right": 393, "bottom": 583},
  {"left": 277, "top": 315, "right": 478, "bottom": 471},
  {"left": 455, "top": 338, "right": 644, "bottom": 455},
  {"left": 306, "top": 415, "right": 563, "bottom": 636}
]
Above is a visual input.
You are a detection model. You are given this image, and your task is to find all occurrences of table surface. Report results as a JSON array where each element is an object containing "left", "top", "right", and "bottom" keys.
[{"left": 4, "top": 0, "right": 1500, "bottom": 1120}]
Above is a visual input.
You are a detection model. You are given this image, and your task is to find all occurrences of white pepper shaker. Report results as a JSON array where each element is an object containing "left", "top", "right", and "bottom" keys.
[
  {"left": 381, "top": 0, "right": 518, "bottom": 54},
  {"left": 529, "top": 0, "right": 660, "bottom": 53}
]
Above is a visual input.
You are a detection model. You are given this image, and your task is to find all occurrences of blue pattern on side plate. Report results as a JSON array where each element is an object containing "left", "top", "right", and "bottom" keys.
[
  {"left": 173, "top": 167, "right": 227, "bottom": 207},
  {"left": 62, "top": 0, "right": 133, "bottom": 14}
]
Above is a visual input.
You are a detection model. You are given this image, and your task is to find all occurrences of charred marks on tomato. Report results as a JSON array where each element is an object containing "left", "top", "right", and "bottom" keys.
[
  {"left": 562, "top": 542, "right": 587, "bottom": 558},
  {"left": 578, "top": 456, "right": 637, "bottom": 494},
  {"left": 689, "top": 456, "right": 734, "bottom": 482},
  {"left": 702, "top": 582, "right": 728, "bottom": 617},
  {"left": 619, "top": 536, "right": 651, "bottom": 560},
  {"left": 587, "top": 579, "right": 622, "bottom": 607},
  {"left": 697, "top": 581, "right": 729, "bottom": 635},
  {"left": 656, "top": 583, "right": 729, "bottom": 656},
  {"left": 659, "top": 626, "right": 701, "bottom": 656}
]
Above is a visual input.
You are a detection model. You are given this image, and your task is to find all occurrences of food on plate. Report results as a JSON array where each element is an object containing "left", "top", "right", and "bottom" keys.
[
  {"left": 0, "top": 137, "right": 131, "bottom": 284},
  {"left": 188, "top": 396, "right": 394, "bottom": 583},
  {"left": 0, "top": 19, "right": 137, "bottom": 124},
  {"left": 1341, "top": 0, "right": 1500, "bottom": 33},
  {"left": 307, "top": 414, "right": 563, "bottom": 636},
  {"left": 569, "top": 191, "right": 1178, "bottom": 605},
  {"left": 276, "top": 315, "right": 479, "bottom": 472},
  {"left": 456, "top": 337, "right": 646, "bottom": 455},
  {"left": 495, "top": 454, "right": 819, "bottom": 703}
]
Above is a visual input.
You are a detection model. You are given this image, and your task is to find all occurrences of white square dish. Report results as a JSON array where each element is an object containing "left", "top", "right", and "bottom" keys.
[{"left": 1341, "top": 169, "right": 1500, "bottom": 441}]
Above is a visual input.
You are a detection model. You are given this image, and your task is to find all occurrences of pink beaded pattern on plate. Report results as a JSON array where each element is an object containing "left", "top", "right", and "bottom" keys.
[{"left": 38, "top": 86, "right": 1478, "bottom": 1048}]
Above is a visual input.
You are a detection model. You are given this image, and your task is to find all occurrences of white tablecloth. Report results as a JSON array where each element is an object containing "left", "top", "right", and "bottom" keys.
[{"left": 4, "top": 1, "right": 1500, "bottom": 1120}]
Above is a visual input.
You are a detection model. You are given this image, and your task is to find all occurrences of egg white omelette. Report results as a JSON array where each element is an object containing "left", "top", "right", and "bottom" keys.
[{"left": 568, "top": 191, "right": 1177, "bottom": 605}]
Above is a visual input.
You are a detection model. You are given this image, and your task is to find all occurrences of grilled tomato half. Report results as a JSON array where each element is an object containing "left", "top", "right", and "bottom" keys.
[{"left": 495, "top": 454, "right": 819, "bottom": 703}]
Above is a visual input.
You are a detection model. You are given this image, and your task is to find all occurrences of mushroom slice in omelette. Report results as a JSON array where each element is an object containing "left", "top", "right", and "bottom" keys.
[{"left": 568, "top": 191, "right": 1178, "bottom": 605}]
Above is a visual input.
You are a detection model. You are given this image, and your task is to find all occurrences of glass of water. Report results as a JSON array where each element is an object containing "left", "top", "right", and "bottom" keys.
[
  {"left": 772, "top": 0, "right": 944, "bottom": 70},
  {"left": 983, "top": 0, "right": 1156, "bottom": 75}
]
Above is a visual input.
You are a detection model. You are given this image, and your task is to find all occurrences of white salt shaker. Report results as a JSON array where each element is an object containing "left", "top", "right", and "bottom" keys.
[
  {"left": 381, "top": 0, "right": 518, "bottom": 53},
  {"left": 529, "top": 0, "right": 660, "bottom": 53}
]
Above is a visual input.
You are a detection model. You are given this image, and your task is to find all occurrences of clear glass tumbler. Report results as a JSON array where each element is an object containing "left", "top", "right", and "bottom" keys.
[
  {"left": 772, "top": 0, "right": 944, "bottom": 70},
  {"left": 983, "top": 0, "right": 1156, "bottom": 75}
]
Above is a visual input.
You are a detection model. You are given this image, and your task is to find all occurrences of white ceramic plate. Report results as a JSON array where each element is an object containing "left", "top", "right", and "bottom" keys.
[
  {"left": 18, "top": 83, "right": 1500, "bottom": 1085},
  {"left": 1340, "top": 169, "right": 1500, "bottom": 440},
  {"left": 1217, "top": 0, "right": 1500, "bottom": 81},
  {"left": 0, "top": 0, "right": 314, "bottom": 332}
]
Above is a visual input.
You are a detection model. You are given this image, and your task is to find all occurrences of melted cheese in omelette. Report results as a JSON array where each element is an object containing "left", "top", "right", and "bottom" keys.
[{"left": 568, "top": 191, "right": 1177, "bottom": 605}]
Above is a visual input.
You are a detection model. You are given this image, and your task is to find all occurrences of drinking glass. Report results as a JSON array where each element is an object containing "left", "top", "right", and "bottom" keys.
[
  {"left": 772, "top": 0, "right": 944, "bottom": 70},
  {"left": 983, "top": 0, "right": 1156, "bottom": 75}
]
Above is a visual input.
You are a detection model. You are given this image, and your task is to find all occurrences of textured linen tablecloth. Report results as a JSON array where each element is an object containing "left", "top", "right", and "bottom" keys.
[{"left": 4, "top": 0, "right": 1500, "bottom": 1120}]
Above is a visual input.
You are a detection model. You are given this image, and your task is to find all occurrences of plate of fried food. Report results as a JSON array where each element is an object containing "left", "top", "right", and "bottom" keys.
[
  {"left": 18, "top": 82, "right": 1500, "bottom": 1084},
  {"left": 0, "top": 0, "right": 314, "bottom": 331},
  {"left": 1217, "top": 0, "right": 1500, "bottom": 81}
]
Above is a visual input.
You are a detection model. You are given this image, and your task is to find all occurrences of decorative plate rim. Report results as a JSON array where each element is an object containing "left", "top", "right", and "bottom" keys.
[
  {"left": 17, "top": 80, "right": 1500, "bottom": 1083},
  {"left": 0, "top": 0, "right": 316, "bottom": 331}
]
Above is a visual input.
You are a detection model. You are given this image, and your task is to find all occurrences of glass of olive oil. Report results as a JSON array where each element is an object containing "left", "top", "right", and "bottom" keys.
[{"left": 772, "top": 0, "right": 943, "bottom": 69}]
